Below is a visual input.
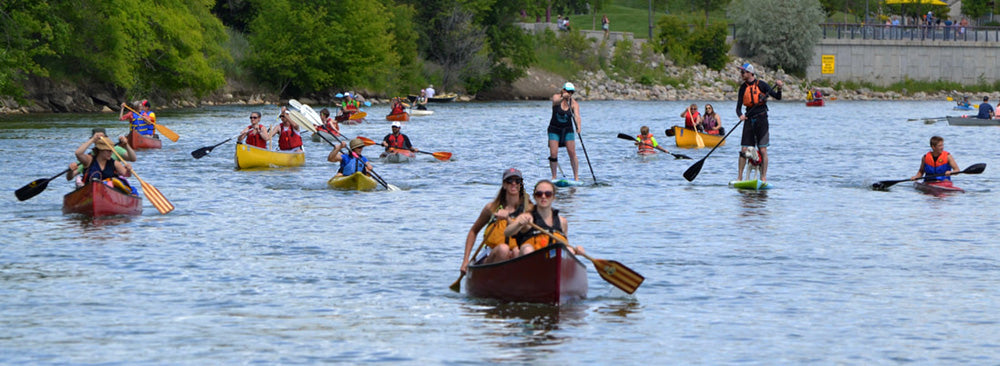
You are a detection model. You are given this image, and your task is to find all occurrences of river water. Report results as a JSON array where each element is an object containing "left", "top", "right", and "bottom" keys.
[{"left": 2, "top": 99, "right": 998, "bottom": 364}]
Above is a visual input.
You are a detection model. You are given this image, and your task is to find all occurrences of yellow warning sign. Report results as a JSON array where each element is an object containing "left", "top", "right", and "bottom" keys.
[{"left": 821, "top": 55, "right": 835, "bottom": 74}]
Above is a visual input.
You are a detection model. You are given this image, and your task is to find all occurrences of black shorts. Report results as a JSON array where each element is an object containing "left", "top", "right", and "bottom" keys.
[{"left": 740, "top": 113, "right": 769, "bottom": 148}]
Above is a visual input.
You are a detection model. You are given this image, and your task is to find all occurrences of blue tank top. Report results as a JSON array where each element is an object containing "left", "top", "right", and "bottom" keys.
[{"left": 85, "top": 159, "right": 117, "bottom": 181}]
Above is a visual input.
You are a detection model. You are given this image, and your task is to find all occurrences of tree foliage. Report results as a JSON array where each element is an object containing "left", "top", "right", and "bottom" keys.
[
  {"left": 961, "top": 0, "right": 991, "bottom": 23},
  {"left": 654, "top": 16, "right": 729, "bottom": 70},
  {"left": 728, "top": 0, "right": 824, "bottom": 74},
  {"left": 0, "top": 1, "right": 70, "bottom": 97}
]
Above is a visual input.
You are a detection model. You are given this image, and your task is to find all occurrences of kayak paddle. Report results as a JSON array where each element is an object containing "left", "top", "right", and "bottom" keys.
[
  {"left": 683, "top": 120, "right": 743, "bottom": 182},
  {"left": 872, "top": 163, "right": 986, "bottom": 190},
  {"left": 356, "top": 136, "right": 452, "bottom": 161},
  {"left": 616, "top": 133, "right": 691, "bottom": 159},
  {"left": 15, "top": 169, "right": 71, "bottom": 201},
  {"left": 122, "top": 104, "right": 179, "bottom": 142},
  {"left": 191, "top": 134, "right": 240, "bottom": 159}
]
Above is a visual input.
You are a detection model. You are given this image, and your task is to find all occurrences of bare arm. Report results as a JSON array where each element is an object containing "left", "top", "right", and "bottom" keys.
[
  {"left": 75, "top": 136, "right": 98, "bottom": 166},
  {"left": 118, "top": 136, "right": 137, "bottom": 162},
  {"left": 462, "top": 204, "right": 495, "bottom": 273}
]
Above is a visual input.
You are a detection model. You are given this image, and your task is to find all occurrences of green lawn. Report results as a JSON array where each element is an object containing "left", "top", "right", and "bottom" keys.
[{"left": 566, "top": 3, "right": 728, "bottom": 39}]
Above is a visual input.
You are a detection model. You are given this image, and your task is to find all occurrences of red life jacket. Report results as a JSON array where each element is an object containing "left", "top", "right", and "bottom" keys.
[
  {"left": 636, "top": 133, "right": 655, "bottom": 153},
  {"left": 278, "top": 124, "right": 302, "bottom": 150},
  {"left": 245, "top": 124, "right": 267, "bottom": 149},
  {"left": 684, "top": 110, "right": 700, "bottom": 129},
  {"left": 386, "top": 134, "right": 406, "bottom": 149}
]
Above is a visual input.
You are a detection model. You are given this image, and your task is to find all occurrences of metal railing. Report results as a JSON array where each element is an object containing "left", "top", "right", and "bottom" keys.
[{"left": 819, "top": 23, "right": 1000, "bottom": 42}]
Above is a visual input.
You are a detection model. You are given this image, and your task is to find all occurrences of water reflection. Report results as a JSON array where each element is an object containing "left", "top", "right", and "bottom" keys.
[
  {"left": 463, "top": 301, "right": 587, "bottom": 363},
  {"left": 66, "top": 214, "right": 135, "bottom": 231},
  {"left": 737, "top": 189, "right": 768, "bottom": 214}
]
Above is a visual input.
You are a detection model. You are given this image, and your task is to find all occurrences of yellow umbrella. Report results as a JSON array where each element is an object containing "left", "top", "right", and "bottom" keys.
[{"left": 884, "top": 0, "right": 948, "bottom": 5}]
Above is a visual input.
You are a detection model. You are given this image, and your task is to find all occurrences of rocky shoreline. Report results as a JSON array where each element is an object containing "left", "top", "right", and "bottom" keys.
[{"left": 0, "top": 58, "right": 969, "bottom": 114}]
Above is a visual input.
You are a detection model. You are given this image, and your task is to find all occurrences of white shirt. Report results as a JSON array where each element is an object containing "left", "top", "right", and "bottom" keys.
[{"left": 425, "top": 87, "right": 436, "bottom": 98}]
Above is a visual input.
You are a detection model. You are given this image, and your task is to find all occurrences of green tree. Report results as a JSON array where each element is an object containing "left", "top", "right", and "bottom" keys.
[
  {"left": 728, "top": 0, "right": 824, "bottom": 74},
  {"left": 690, "top": 0, "right": 733, "bottom": 25},
  {"left": 0, "top": 1, "right": 70, "bottom": 98},
  {"left": 961, "top": 0, "right": 991, "bottom": 23}
]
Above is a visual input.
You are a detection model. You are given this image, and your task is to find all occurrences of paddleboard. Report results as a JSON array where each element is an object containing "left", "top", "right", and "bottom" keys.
[
  {"left": 729, "top": 179, "right": 772, "bottom": 190},
  {"left": 554, "top": 179, "right": 585, "bottom": 187},
  {"left": 410, "top": 109, "right": 434, "bottom": 116}
]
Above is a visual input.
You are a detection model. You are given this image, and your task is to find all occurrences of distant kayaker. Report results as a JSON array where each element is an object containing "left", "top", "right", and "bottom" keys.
[
  {"left": 635, "top": 126, "right": 671, "bottom": 154},
  {"left": 270, "top": 107, "right": 302, "bottom": 152},
  {"left": 505, "top": 180, "right": 584, "bottom": 256},
  {"left": 957, "top": 96, "right": 970, "bottom": 108},
  {"left": 461, "top": 168, "right": 534, "bottom": 273},
  {"left": 237, "top": 111, "right": 269, "bottom": 149},
  {"left": 976, "top": 96, "right": 994, "bottom": 119},
  {"left": 317, "top": 108, "right": 341, "bottom": 137},
  {"left": 735, "top": 62, "right": 782, "bottom": 183},
  {"left": 119, "top": 100, "right": 156, "bottom": 137},
  {"left": 911, "top": 136, "right": 960, "bottom": 184},
  {"left": 548, "top": 82, "right": 582, "bottom": 182},
  {"left": 339, "top": 92, "right": 360, "bottom": 117},
  {"left": 380, "top": 122, "right": 417, "bottom": 153},
  {"left": 415, "top": 89, "right": 428, "bottom": 110},
  {"left": 681, "top": 103, "right": 702, "bottom": 131},
  {"left": 329, "top": 137, "right": 373, "bottom": 178},
  {"left": 389, "top": 97, "right": 407, "bottom": 116},
  {"left": 702, "top": 104, "right": 724, "bottom": 135}
]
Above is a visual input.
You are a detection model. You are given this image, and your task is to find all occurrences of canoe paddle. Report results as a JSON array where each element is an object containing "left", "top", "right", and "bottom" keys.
[
  {"left": 872, "top": 163, "right": 986, "bottom": 190},
  {"left": 15, "top": 168, "right": 71, "bottom": 201},
  {"left": 122, "top": 104, "right": 179, "bottom": 142},
  {"left": 355, "top": 136, "right": 452, "bottom": 161},
  {"left": 526, "top": 222, "right": 644, "bottom": 294},
  {"left": 616, "top": 133, "right": 691, "bottom": 159},
  {"left": 683, "top": 120, "right": 743, "bottom": 182},
  {"left": 191, "top": 134, "right": 240, "bottom": 159},
  {"left": 101, "top": 136, "right": 174, "bottom": 214}
]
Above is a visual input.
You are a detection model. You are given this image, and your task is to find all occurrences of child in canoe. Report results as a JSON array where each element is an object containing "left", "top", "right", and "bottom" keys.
[{"left": 635, "top": 126, "right": 671, "bottom": 154}]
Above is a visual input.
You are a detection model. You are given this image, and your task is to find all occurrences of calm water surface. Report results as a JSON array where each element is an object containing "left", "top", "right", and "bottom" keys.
[{"left": 2, "top": 99, "right": 998, "bottom": 364}]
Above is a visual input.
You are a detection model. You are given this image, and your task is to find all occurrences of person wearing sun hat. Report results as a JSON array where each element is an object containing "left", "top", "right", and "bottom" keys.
[
  {"left": 67, "top": 127, "right": 136, "bottom": 184},
  {"left": 736, "top": 62, "right": 782, "bottom": 183},
  {"left": 460, "top": 168, "right": 534, "bottom": 273},
  {"left": 73, "top": 132, "right": 129, "bottom": 187},
  {"left": 329, "top": 137, "right": 373, "bottom": 178},
  {"left": 380, "top": 121, "right": 417, "bottom": 154},
  {"left": 547, "top": 82, "right": 582, "bottom": 181}
]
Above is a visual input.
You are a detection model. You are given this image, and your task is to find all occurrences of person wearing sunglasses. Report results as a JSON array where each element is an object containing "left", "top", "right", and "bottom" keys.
[
  {"left": 505, "top": 180, "right": 584, "bottom": 257},
  {"left": 680, "top": 103, "right": 703, "bottom": 132},
  {"left": 702, "top": 104, "right": 723, "bottom": 135},
  {"left": 461, "top": 168, "right": 534, "bottom": 274},
  {"left": 270, "top": 106, "right": 302, "bottom": 152},
  {"left": 237, "top": 111, "right": 269, "bottom": 149},
  {"left": 736, "top": 62, "right": 782, "bottom": 183},
  {"left": 548, "top": 82, "right": 582, "bottom": 182}
]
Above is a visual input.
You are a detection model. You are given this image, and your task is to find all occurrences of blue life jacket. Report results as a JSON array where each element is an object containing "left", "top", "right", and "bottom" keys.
[
  {"left": 340, "top": 153, "right": 369, "bottom": 176},
  {"left": 922, "top": 151, "right": 952, "bottom": 181},
  {"left": 131, "top": 111, "right": 156, "bottom": 136}
]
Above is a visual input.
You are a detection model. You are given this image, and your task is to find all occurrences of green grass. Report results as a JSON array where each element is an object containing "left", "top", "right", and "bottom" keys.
[{"left": 567, "top": 4, "right": 727, "bottom": 39}]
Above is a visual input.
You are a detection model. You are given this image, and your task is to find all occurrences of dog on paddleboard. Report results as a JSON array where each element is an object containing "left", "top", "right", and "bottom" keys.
[{"left": 741, "top": 147, "right": 761, "bottom": 181}]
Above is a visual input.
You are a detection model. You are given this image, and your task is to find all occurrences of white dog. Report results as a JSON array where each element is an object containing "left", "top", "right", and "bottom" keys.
[{"left": 741, "top": 147, "right": 761, "bottom": 181}]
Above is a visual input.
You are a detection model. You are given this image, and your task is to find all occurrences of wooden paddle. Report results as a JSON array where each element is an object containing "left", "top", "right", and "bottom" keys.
[
  {"left": 101, "top": 136, "right": 174, "bottom": 214},
  {"left": 526, "top": 222, "right": 644, "bottom": 294},
  {"left": 191, "top": 134, "right": 240, "bottom": 159},
  {"left": 356, "top": 136, "right": 452, "bottom": 161},
  {"left": 15, "top": 169, "right": 71, "bottom": 201},
  {"left": 450, "top": 240, "right": 487, "bottom": 292},
  {"left": 616, "top": 133, "right": 691, "bottom": 159},
  {"left": 683, "top": 120, "right": 744, "bottom": 182},
  {"left": 122, "top": 104, "right": 179, "bottom": 142},
  {"left": 872, "top": 163, "right": 986, "bottom": 190}
]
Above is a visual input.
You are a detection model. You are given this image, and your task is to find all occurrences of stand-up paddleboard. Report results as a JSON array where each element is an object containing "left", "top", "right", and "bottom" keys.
[
  {"left": 554, "top": 179, "right": 586, "bottom": 187},
  {"left": 729, "top": 179, "right": 772, "bottom": 190}
]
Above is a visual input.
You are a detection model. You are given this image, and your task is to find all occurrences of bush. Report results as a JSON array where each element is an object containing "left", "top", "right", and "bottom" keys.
[
  {"left": 728, "top": 0, "right": 824, "bottom": 74},
  {"left": 654, "top": 15, "right": 729, "bottom": 70}
]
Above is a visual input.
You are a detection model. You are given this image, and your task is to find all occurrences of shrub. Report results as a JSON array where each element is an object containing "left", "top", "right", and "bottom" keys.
[{"left": 728, "top": 0, "right": 824, "bottom": 74}]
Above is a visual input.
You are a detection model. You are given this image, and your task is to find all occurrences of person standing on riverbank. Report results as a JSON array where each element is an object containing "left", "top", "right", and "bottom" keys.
[
  {"left": 601, "top": 15, "right": 610, "bottom": 38},
  {"left": 548, "top": 82, "right": 581, "bottom": 182},
  {"left": 735, "top": 63, "right": 782, "bottom": 183}
]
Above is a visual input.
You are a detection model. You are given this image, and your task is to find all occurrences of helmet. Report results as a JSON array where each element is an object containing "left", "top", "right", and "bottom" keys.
[{"left": 563, "top": 82, "right": 575, "bottom": 92}]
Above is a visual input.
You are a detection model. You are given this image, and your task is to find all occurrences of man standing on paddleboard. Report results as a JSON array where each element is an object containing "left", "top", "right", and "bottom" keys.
[{"left": 735, "top": 63, "right": 782, "bottom": 183}]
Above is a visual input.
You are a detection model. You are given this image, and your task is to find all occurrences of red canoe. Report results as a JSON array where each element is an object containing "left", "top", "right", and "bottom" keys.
[
  {"left": 63, "top": 181, "right": 143, "bottom": 216},
  {"left": 466, "top": 243, "right": 588, "bottom": 304},
  {"left": 386, "top": 112, "right": 410, "bottom": 122},
  {"left": 806, "top": 99, "right": 825, "bottom": 107},
  {"left": 127, "top": 130, "right": 162, "bottom": 149},
  {"left": 914, "top": 181, "right": 964, "bottom": 196}
]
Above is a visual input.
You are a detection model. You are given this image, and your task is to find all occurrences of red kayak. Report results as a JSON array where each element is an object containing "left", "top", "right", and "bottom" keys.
[
  {"left": 386, "top": 112, "right": 409, "bottom": 122},
  {"left": 63, "top": 181, "right": 143, "bottom": 216},
  {"left": 806, "top": 99, "right": 825, "bottom": 107},
  {"left": 914, "top": 180, "right": 964, "bottom": 196},
  {"left": 466, "top": 243, "right": 588, "bottom": 304},
  {"left": 127, "top": 130, "right": 162, "bottom": 149}
]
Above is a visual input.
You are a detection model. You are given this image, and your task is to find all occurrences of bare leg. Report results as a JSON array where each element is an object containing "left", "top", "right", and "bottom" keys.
[
  {"left": 738, "top": 147, "right": 747, "bottom": 181},
  {"left": 759, "top": 147, "right": 768, "bottom": 182},
  {"left": 519, "top": 244, "right": 534, "bottom": 257},
  {"left": 566, "top": 140, "right": 579, "bottom": 181},
  {"left": 548, "top": 139, "right": 560, "bottom": 180}
]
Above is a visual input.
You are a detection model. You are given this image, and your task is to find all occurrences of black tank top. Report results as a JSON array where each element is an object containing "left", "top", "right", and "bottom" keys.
[{"left": 85, "top": 158, "right": 117, "bottom": 181}]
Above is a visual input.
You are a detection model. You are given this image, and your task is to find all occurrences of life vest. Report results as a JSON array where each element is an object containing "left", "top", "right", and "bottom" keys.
[
  {"left": 743, "top": 80, "right": 764, "bottom": 108},
  {"left": 703, "top": 114, "right": 720, "bottom": 134},
  {"left": 342, "top": 100, "right": 359, "bottom": 111},
  {"left": 277, "top": 124, "right": 302, "bottom": 151},
  {"left": 922, "top": 151, "right": 952, "bottom": 181},
  {"left": 104, "top": 177, "right": 136, "bottom": 195},
  {"left": 636, "top": 133, "right": 655, "bottom": 153},
  {"left": 386, "top": 134, "right": 407, "bottom": 149},
  {"left": 684, "top": 110, "right": 700, "bottom": 129},
  {"left": 130, "top": 111, "right": 156, "bottom": 136},
  {"left": 481, "top": 204, "right": 525, "bottom": 250},
  {"left": 245, "top": 124, "right": 268, "bottom": 149},
  {"left": 390, "top": 104, "right": 405, "bottom": 115},
  {"left": 515, "top": 209, "right": 565, "bottom": 251},
  {"left": 339, "top": 153, "right": 368, "bottom": 176}
]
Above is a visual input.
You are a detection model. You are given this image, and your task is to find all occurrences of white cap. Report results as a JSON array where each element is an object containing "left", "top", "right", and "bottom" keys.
[{"left": 391, "top": 122, "right": 402, "bottom": 128}]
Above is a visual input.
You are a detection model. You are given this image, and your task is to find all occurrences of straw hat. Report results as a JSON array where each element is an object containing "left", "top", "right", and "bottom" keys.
[
  {"left": 349, "top": 138, "right": 365, "bottom": 150},
  {"left": 94, "top": 139, "right": 115, "bottom": 151}
]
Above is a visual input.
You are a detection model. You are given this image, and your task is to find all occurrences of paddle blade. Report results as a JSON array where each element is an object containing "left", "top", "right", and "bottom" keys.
[
  {"left": 138, "top": 178, "right": 174, "bottom": 214},
  {"left": 449, "top": 274, "right": 464, "bottom": 292},
  {"left": 617, "top": 133, "right": 635, "bottom": 141},
  {"left": 665, "top": 128, "right": 676, "bottom": 137},
  {"left": 964, "top": 163, "right": 987, "bottom": 174},
  {"left": 350, "top": 111, "right": 367, "bottom": 120},
  {"left": 432, "top": 151, "right": 452, "bottom": 161},
  {"left": 683, "top": 159, "right": 705, "bottom": 181},
  {"left": 191, "top": 146, "right": 212, "bottom": 159},
  {"left": 15, "top": 178, "right": 51, "bottom": 201},
  {"left": 589, "top": 257, "right": 644, "bottom": 294},
  {"left": 357, "top": 136, "right": 376, "bottom": 146},
  {"left": 673, "top": 153, "right": 693, "bottom": 160},
  {"left": 155, "top": 124, "right": 179, "bottom": 142}
]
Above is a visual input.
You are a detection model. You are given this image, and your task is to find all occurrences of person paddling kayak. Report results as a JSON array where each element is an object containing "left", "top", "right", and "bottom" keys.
[{"left": 911, "top": 136, "right": 960, "bottom": 186}]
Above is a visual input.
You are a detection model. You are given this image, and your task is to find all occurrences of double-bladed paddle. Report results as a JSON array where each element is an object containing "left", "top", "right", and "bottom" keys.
[
  {"left": 524, "top": 221, "right": 644, "bottom": 294},
  {"left": 15, "top": 169, "right": 71, "bottom": 201},
  {"left": 191, "top": 134, "right": 240, "bottom": 159},
  {"left": 872, "top": 163, "right": 986, "bottom": 190},
  {"left": 683, "top": 120, "right": 744, "bottom": 182},
  {"left": 616, "top": 133, "right": 691, "bottom": 159},
  {"left": 355, "top": 136, "right": 452, "bottom": 161},
  {"left": 122, "top": 104, "right": 179, "bottom": 142}
]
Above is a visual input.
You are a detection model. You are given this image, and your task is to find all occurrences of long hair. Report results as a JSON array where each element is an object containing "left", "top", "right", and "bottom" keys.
[
  {"left": 491, "top": 180, "right": 533, "bottom": 213},
  {"left": 526, "top": 180, "right": 556, "bottom": 213}
]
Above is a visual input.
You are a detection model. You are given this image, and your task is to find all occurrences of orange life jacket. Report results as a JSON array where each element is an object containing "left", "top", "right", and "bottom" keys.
[
  {"left": 743, "top": 80, "right": 764, "bottom": 108},
  {"left": 637, "top": 133, "right": 655, "bottom": 153}
]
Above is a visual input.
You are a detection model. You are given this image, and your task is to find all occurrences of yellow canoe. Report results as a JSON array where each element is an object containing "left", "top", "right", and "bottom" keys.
[
  {"left": 328, "top": 172, "right": 378, "bottom": 191},
  {"left": 669, "top": 125, "right": 725, "bottom": 149},
  {"left": 234, "top": 143, "right": 305, "bottom": 169}
]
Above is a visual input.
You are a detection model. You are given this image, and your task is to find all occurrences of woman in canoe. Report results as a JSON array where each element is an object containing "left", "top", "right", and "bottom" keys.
[
  {"left": 680, "top": 103, "right": 702, "bottom": 132},
  {"left": 317, "top": 108, "right": 341, "bottom": 137},
  {"left": 701, "top": 104, "right": 723, "bottom": 135},
  {"left": 328, "top": 138, "right": 373, "bottom": 178},
  {"left": 237, "top": 111, "right": 269, "bottom": 149},
  {"left": 460, "top": 168, "right": 533, "bottom": 274},
  {"left": 911, "top": 136, "right": 960, "bottom": 185},
  {"left": 67, "top": 128, "right": 136, "bottom": 185},
  {"left": 505, "top": 180, "right": 584, "bottom": 256},
  {"left": 74, "top": 134, "right": 133, "bottom": 193},
  {"left": 270, "top": 107, "right": 303, "bottom": 152}
]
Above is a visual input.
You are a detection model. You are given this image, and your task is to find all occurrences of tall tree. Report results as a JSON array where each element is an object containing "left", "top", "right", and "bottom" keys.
[
  {"left": 0, "top": 1, "right": 70, "bottom": 98},
  {"left": 728, "top": 0, "right": 824, "bottom": 74}
]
